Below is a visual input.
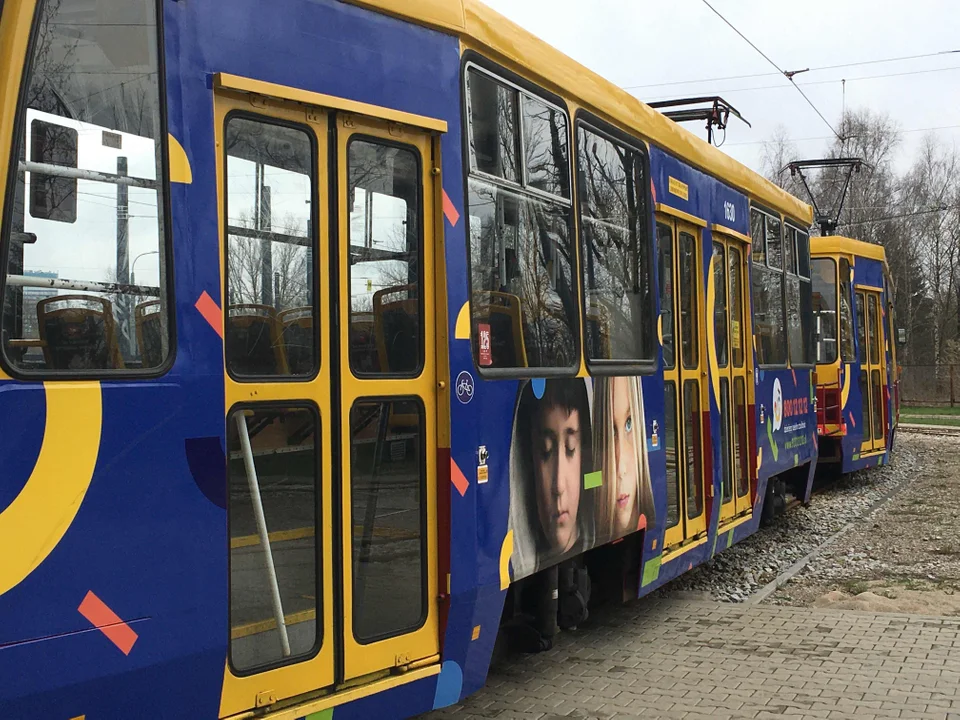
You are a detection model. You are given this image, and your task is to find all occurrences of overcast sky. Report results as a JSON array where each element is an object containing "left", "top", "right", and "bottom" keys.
[{"left": 482, "top": 0, "right": 960, "bottom": 176}]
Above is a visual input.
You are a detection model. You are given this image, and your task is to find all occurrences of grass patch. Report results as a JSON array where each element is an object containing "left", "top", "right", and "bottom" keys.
[
  {"left": 902, "top": 405, "right": 960, "bottom": 416},
  {"left": 900, "top": 415, "right": 960, "bottom": 427},
  {"left": 842, "top": 579, "right": 870, "bottom": 595}
]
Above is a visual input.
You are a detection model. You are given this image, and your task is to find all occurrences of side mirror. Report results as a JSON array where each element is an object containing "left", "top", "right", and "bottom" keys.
[{"left": 897, "top": 328, "right": 907, "bottom": 345}]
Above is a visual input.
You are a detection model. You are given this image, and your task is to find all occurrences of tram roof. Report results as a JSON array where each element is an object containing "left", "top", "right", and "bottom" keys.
[
  {"left": 345, "top": 0, "right": 814, "bottom": 226},
  {"left": 811, "top": 235, "right": 888, "bottom": 264}
]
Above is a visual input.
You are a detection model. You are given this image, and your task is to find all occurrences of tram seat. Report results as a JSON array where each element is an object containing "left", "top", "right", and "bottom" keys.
[
  {"left": 37, "top": 294, "right": 124, "bottom": 370},
  {"left": 471, "top": 291, "right": 528, "bottom": 367},
  {"left": 373, "top": 284, "right": 419, "bottom": 375},
  {"left": 350, "top": 312, "right": 379, "bottom": 373},
  {"left": 586, "top": 296, "right": 613, "bottom": 358},
  {"left": 226, "top": 304, "right": 289, "bottom": 376},
  {"left": 374, "top": 285, "right": 420, "bottom": 431},
  {"left": 278, "top": 306, "right": 313, "bottom": 375},
  {"left": 135, "top": 300, "right": 164, "bottom": 368}
]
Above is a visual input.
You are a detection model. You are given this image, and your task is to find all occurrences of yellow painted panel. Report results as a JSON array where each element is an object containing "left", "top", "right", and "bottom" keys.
[
  {"left": 215, "top": 74, "right": 447, "bottom": 133},
  {"left": 340, "top": 0, "right": 465, "bottom": 32},
  {"left": 0, "top": 382, "right": 101, "bottom": 596},
  {"left": 655, "top": 203, "right": 707, "bottom": 227},
  {"left": 168, "top": 134, "right": 193, "bottom": 184},
  {"left": 710, "top": 223, "right": 751, "bottom": 244},
  {"left": 811, "top": 235, "right": 887, "bottom": 264}
]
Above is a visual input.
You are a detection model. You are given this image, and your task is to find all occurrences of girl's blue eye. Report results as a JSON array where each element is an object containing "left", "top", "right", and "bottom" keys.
[{"left": 625, "top": 416, "right": 633, "bottom": 434}]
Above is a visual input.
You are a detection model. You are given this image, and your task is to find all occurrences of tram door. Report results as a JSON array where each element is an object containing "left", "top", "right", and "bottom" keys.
[
  {"left": 658, "top": 216, "right": 708, "bottom": 549},
  {"left": 857, "top": 288, "right": 887, "bottom": 454},
  {"left": 216, "top": 88, "right": 439, "bottom": 716},
  {"left": 713, "top": 236, "right": 752, "bottom": 524}
]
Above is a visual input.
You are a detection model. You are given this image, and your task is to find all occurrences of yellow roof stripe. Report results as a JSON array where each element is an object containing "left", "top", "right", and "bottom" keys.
[{"left": 342, "top": 0, "right": 813, "bottom": 225}]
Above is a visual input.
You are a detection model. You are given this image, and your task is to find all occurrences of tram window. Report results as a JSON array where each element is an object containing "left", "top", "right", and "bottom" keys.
[
  {"left": 783, "top": 227, "right": 797, "bottom": 275},
  {"left": 347, "top": 139, "right": 422, "bottom": 377},
  {"left": 839, "top": 258, "right": 855, "bottom": 361},
  {"left": 523, "top": 96, "right": 570, "bottom": 199},
  {"left": 227, "top": 406, "right": 320, "bottom": 672},
  {"left": 872, "top": 369, "right": 884, "bottom": 441},
  {"left": 720, "top": 377, "right": 732, "bottom": 503},
  {"left": 683, "top": 379, "right": 703, "bottom": 519},
  {"left": 224, "top": 117, "right": 316, "bottom": 379},
  {"left": 664, "top": 381, "right": 681, "bottom": 529},
  {"left": 856, "top": 292, "right": 866, "bottom": 363},
  {"left": 577, "top": 124, "right": 655, "bottom": 367},
  {"left": 868, "top": 294, "right": 880, "bottom": 364},
  {"left": 796, "top": 229, "right": 814, "bottom": 365},
  {"left": 658, "top": 223, "right": 675, "bottom": 370},
  {"left": 713, "top": 242, "right": 728, "bottom": 368},
  {"left": 465, "top": 67, "right": 578, "bottom": 372},
  {"left": 729, "top": 246, "right": 745, "bottom": 368},
  {"left": 679, "top": 232, "right": 699, "bottom": 370},
  {"left": 1, "top": 0, "right": 171, "bottom": 375},
  {"left": 811, "top": 258, "right": 838, "bottom": 365},
  {"left": 466, "top": 69, "right": 520, "bottom": 183},
  {"left": 350, "top": 399, "right": 426, "bottom": 642},
  {"left": 734, "top": 377, "right": 749, "bottom": 499},
  {"left": 750, "top": 209, "right": 765, "bottom": 265},
  {"left": 751, "top": 209, "right": 786, "bottom": 366}
]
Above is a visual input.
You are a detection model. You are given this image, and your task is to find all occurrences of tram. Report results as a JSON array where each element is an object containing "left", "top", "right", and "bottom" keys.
[
  {"left": 812, "top": 236, "right": 900, "bottom": 472},
  {"left": 0, "top": 0, "right": 821, "bottom": 717}
]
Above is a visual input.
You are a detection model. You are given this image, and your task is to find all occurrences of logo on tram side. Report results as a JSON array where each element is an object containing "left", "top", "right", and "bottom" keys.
[
  {"left": 456, "top": 371, "right": 475, "bottom": 404},
  {"left": 772, "top": 378, "right": 784, "bottom": 432}
]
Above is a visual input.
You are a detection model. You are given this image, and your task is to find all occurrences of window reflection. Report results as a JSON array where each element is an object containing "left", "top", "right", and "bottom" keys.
[
  {"left": 658, "top": 223, "right": 675, "bottom": 369},
  {"left": 465, "top": 67, "right": 577, "bottom": 372},
  {"left": 522, "top": 95, "right": 569, "bottom": 198},
  {"left": 224, "top": 117, "right": 316, "bottom": 379},
  {"left": 347, "top": 140, "right": 421, "bottom": 377},
  {"left": 468, "top": 179, "right": 577, "bottom": 369},
  {"left": 2, "top": 0, "right": 170, "bottom": 373},
  {"left": 713, "top": 242, "right": 728, "bottom": 369},
  {"left": 812, "top": 258, "right": 838, "bottom": 365},
  {"left": 578, "top": 125, "right": 655, "bottom": 364}
]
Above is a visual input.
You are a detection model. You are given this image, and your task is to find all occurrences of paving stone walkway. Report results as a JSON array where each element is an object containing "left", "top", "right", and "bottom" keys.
[{"left": 424, "top": 595, "right": 960, "bottom": 720}]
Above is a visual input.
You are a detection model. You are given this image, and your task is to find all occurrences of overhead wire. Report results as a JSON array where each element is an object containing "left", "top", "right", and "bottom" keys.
[
  {"left": 642, "top": 65, "right": 960, "bottom": 102},
  {"left": 697, "top": 0, "right": 840, "bottom": 141},
  {"left": 623, "top": 49, "right": 960, "bottom": 90}
]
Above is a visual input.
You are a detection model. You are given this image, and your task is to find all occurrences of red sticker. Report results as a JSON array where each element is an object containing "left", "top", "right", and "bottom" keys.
[{"left": 478, "top": 323, "right": 492, "bottom": 367}]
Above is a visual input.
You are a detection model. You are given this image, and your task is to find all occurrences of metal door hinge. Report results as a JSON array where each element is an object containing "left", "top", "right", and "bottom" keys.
[
  {"left": 388, "top": 122, "right": 404, "bottom": 137},
  {"left": 255, "top": 690, "right": 278, "bottom": 708}
]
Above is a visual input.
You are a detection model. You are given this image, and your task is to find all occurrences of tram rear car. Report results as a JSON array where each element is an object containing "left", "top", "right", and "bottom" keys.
[{"left": 811, "top": 236, "right": 900, "bottom": 474}]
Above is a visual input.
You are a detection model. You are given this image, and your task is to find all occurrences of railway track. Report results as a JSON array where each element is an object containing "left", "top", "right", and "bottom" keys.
[{"left": 898, "top": 423, "right": 960, "bottom": 437}]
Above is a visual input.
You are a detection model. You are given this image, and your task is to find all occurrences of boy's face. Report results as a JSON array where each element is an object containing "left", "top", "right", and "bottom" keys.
[{"left": 532, "top": 403, "right": 582, "bottom": 553}]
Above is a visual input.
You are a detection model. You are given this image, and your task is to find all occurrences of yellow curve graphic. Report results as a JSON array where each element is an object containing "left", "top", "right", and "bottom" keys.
[
  {"left": 454, "top": 301, "right": 470, "bottom": 340},
  {"left": 0, "top": 382, "right": 102, "bottom": 596},
  {"left": 499, "top": 530, "right": 514, "bottom": 590},
  {"left": 167, "top": 134, "right": 193, "bottom": 185},
  {"left": 841, "top": 362, "right": 851, "bottom": 410},
  {"left": 705, "top": 254, "right": 720, "bottom": 409}
]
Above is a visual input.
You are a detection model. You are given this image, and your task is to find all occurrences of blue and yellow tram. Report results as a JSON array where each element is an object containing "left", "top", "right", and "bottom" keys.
[
  {"left": 0, "top": 0, "right": 826, "bottom": 717},
  {"left": 812, "top": 236, "right": 900, "bottom": 473}
]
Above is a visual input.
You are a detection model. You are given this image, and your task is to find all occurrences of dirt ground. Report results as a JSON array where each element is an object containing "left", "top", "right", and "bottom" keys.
[{"left": 769, "top": 434, "right": 960, "bottom": 614}]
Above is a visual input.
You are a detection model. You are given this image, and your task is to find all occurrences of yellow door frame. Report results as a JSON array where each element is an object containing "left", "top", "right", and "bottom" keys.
[
  {"left": 213, "top": 81, "right": 443, "bottom": 716},
  {"left": 657, "top": 214, "right": 713, "bottom": 548},
  {"left": 335, "top": 114, "right": 440, "bottom": 682},
  {"left": 214, "top": 90, "right": 336, "bottom": 718},
  {"left": 714, "top": 234, "right": 751, "bottom": 524}
]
